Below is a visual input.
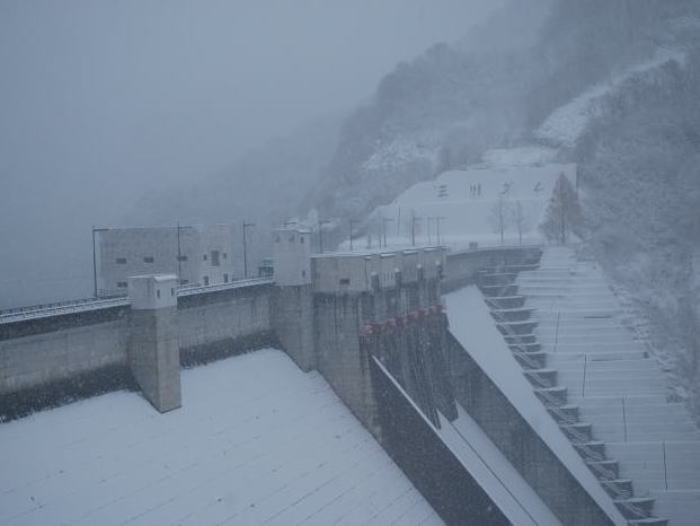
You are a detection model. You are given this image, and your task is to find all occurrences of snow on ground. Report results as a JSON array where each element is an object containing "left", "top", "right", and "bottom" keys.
[
  {"left": 0, "top": 349, "right": 442, "bottom": 526},
  {"left": 370, "top": 162, "right": 575, "bottom": 250},
  {"left": 535, "top": 48, "right": 686, "bottom": 148},
  {"left": 445, "top": 286, "right": 627, "bottom": 526}
]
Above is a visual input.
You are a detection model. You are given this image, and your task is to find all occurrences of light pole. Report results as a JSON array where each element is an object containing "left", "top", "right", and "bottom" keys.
[
  {"left": 242, "top": 221, "right": 255, "bottom": 278},
  {"left": 381, "top": 217, "right": 394, "bottom": 248},
  {"left": 435, "top": 216, "right": 445, "bottom": 245},
  {"left": 176, "top": 223, "right": 182, "bottom": 283},
  {"left": 410, "top": 213, "right": 422, "bottom": 247}
]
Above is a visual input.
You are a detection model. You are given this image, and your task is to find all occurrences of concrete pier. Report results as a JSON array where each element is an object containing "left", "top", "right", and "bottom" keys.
[{"left": 127, "top": 274, "right": 181, "bottom": 412}]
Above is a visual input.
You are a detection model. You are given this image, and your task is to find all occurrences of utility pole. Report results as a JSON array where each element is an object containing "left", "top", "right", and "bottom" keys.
[
  {"left": 92, "top": 226, "right": 97, "bottom": 298},
  {"left": 349, "top": 219, "right": 358, "bottom": 251},
  {"left": 435, "top": 216, "right": 445, "bottom": 245},
  {"left": 410, "top": 213, "right": 422, "bottom": 247},
  {"left": 242, "top": 221, "right": 255, "bottom": 278},
  {"left": 176, "top": 223, "right": 182, "bottom": 284},
  {"left": 318, "top": 219, "right": 331, "bottom": 253},
  {"left": 92, "top": 227, "right": 108, "bottom": 298},
  {"left": 381, "top": 217, "right": 394, "bottom": 248}
]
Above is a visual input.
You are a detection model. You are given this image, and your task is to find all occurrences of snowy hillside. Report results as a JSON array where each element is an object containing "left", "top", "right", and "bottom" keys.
[
  {"left": 371, "top": 154, "right": 576, "bottom": 248},
  {"left": 536, "top": 48, "right": 687, "bottom": 149}
]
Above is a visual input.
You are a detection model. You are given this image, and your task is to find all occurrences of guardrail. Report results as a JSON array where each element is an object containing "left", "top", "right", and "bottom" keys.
[
  {"left": 0, "top": 277, "right": 275, "bottom": 325},
  {"left": 0, "top": 297, "right": 130, "bottom": 325}
]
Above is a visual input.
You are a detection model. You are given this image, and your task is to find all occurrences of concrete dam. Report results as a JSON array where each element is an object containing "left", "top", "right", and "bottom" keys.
[{"left": 1, "top": 229, "right": 698, "bottom": 525}]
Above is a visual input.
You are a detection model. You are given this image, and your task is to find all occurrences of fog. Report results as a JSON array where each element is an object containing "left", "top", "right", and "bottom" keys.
[
  {"left": 0, "top": 0, "right": 502, "bottom": 308},
  {"left": 2, "top": 3, "right": 700, "bottom": 524}
]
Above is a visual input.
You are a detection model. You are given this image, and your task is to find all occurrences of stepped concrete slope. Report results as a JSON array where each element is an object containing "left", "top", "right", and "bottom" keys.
[
  {"left": 445, "top": 286, "right": 628, "bottom": 526},
  {"left": 0, "top": 349, "right": 442, "bottom": 526},
  {"left": 511, "top": 246, "right": 700, "bottom": 526}
]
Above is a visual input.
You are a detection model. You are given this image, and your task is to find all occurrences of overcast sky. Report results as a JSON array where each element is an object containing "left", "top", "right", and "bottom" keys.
[{"left": 0, "top": 0, "right": 502, "bottom": 307}]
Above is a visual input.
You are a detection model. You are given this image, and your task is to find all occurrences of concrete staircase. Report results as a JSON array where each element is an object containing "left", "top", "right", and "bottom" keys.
[{"left": 477, "top": 246, "right": 700, "bottom": 526}]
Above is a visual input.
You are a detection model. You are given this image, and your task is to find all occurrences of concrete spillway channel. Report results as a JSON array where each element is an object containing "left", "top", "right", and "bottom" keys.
[{"left": 476, "top": 247, "right": 700, "bottom": 526}]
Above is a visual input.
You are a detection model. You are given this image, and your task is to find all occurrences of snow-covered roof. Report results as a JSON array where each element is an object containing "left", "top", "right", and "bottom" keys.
[{"left": 0, "top": 349, "right": 442, "bottom": 526}]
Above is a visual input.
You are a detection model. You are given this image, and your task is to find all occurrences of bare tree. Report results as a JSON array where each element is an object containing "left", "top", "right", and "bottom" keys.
[
  {"left": 539, "top": 173, "right": 584, "bottom": 244},
  {"left": 489, "top": 197, "right": 508, "bottom": 244},
  {"left": 511, "top": 200, "right": 533, "bottom": 245}
]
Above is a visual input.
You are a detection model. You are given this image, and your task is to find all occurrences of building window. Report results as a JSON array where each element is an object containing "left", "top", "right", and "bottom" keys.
[
  {"left": 223, "top": 252, "right": 227, "bottom": 259},
  {"left": 203, "top": 254, "right": 208, "bottom": 261},
  {"left": 223, "top": 273, "right": 229, "bottom": 283},
  {"left": 302, "top": 270, "right": 306, "bottom": 278},
  {"left": 156, "top": 289, "right": 161, "bottom": 299},
  {"left": 211, "top": 250, "right": 220, "bottom": 266},
  {"left": 116, "top": 258, "right": 127, "bottom": 264},
  {"left": 143, "top": 256, "right": 154, "bottom": 263},
  {"left": 170, "top": 288, "right": 175, "bottom": 296},
  {"left": 203, "top": 276, "right": 209, "bottom": 286},
  {"left": 339, "top": 278, "right": 350, "bottom": 285},
  {"left": 177, "top": 255, "right": 188, "bottom": 262},
  {"left": 117, "top": 281, "right": 128, "bottom": 288},
  {"left": 180, "top": 279, "right": 189, "bottom": 285},
  {"left": 300, "top": 236, "right": 304, "bottom": 244}
]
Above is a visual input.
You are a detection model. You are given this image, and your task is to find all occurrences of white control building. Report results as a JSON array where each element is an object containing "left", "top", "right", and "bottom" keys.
[{"left": 95, "top": 225, "right": 237, "bottom": 297}]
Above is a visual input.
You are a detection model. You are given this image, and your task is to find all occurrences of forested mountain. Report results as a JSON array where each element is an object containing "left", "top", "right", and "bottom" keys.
[
  {"left": 134, "top": 0, "right": 700, "bottom": 416},
  {"left": 299, "top": 0, "right": 700, "bottom": 417}
]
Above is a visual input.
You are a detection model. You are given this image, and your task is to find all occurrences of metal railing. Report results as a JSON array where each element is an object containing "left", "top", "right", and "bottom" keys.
[
  {"left": 0, "top": 296, "right": 129, "bottom": 324},
  {"left": 0, "top": 277, "right": 274, "bottom": 324}
]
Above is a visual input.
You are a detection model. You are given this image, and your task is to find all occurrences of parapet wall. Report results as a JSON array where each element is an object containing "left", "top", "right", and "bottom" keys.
[
  {"left": 178, "top": 282, "right": 274, "bottom": 365},
  {"left": 0, "top": 306, "right": 130, "bottom": 397},
  {"left": 0, "top": 280, "right": 275, "bottom": 418}
]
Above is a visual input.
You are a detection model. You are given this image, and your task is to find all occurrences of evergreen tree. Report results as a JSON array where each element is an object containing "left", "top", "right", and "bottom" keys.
[{"left": 539, "top": 174, "right": 583, "bottom": 244}]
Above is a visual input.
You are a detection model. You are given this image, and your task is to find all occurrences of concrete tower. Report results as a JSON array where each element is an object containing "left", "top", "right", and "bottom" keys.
[
  {"left": 127, "top": 274, "right": 181, "bottom": 412},
  {"left": 271, "top": 227, "right": 315, "bottom": 371},
  {"left": 272, "top": 227, "right": 312, "bottom": 286}
]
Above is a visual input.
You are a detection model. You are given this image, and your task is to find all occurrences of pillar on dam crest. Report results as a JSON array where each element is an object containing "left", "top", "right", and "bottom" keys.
[
  {"left": 127, "top": 274, "right": 181, "bottom": 413},
  {"left": 272, "top": 228, "right": 315, "bottom": 371}
]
